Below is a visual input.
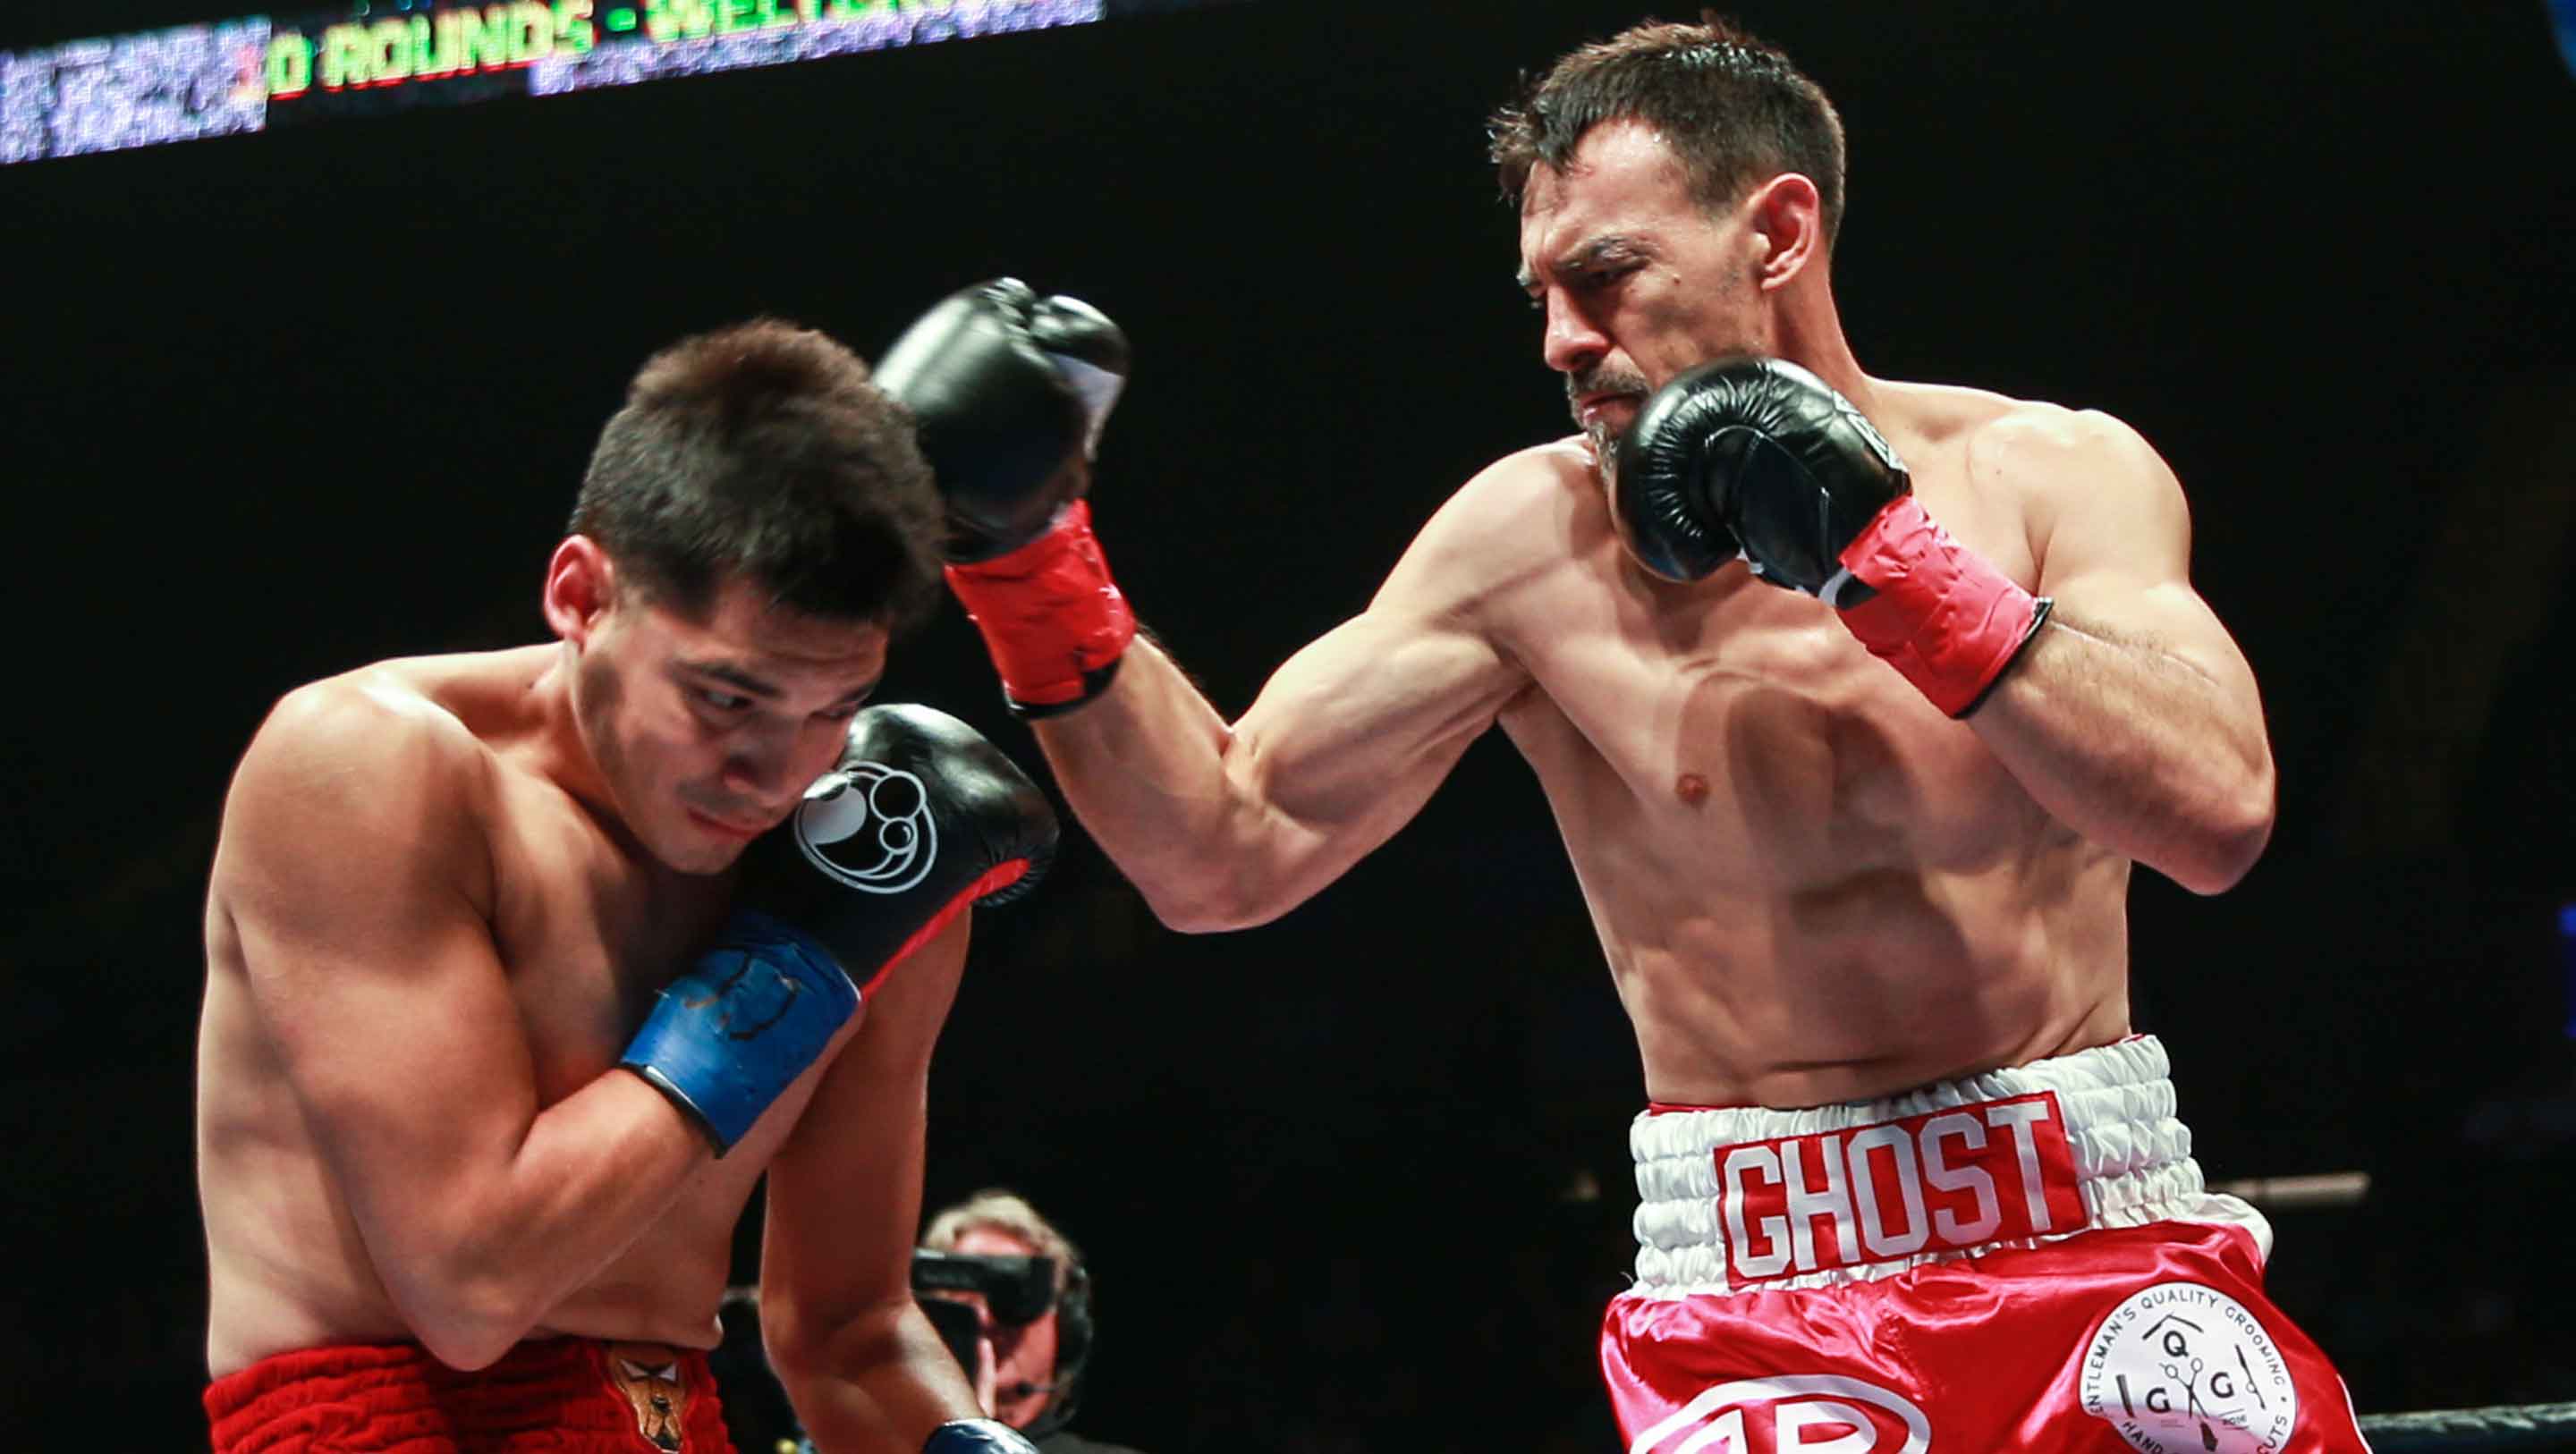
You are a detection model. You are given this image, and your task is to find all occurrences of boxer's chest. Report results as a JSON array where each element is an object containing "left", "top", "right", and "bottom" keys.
[
  {"left": 480, "top": 780, "right": 733, "bottom": 1109},
  {"left": 1509, "top": 469, "right": 2046, "bottom": 883}
]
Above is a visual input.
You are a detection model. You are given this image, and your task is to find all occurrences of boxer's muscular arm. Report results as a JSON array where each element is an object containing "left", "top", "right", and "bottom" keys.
[
  {"left": 760, "top": 912, "right": 979, "bottom": 1451},
  {"left": 1962, "top": 407, "right": 2275, "bottom": 893},
  {"left": 218, "top": 681, "right": 705, "bottom": 1370},
  {"left": 1033, "top": 464, "right": 1538, "bottom": 934}
]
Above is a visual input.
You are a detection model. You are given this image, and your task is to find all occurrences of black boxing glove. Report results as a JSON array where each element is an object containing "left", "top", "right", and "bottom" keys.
[
  {"left": 875, "top": 277, "right": 1129, "bottom": 562},
  {"left": 1614, "top": 354, "right": 1904, "bottom": 596},
  {"left": 626, "top": 705, "right": 1057, "bottom": 1154},
  {"left": 922, "top": 1420, "right": 1040, "bottom": 1453},
  {"left": 877, "top": 279, "right": 1136, "bottom": 717},
  {"left": 793, "top": 1422, "right": 1038, "bottom": 1454},
  {"left": 737, "top": 702, "right": 1059, "bottom": 962},
  {"left": 1616, "top": 356, "right": 2051, "bottom": 716}
]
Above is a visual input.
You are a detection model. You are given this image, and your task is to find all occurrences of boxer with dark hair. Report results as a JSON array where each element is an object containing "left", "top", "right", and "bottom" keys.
[
  {"left": 876, "top": 16, "right": 2368, "bottom": 1452},
  {"left": 196, "top": 319, "right": 1059, "bottom": 1454}
]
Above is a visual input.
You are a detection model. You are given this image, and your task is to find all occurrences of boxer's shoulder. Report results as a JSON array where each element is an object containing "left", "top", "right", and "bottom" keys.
[
  {"left": 1433, "top": 435, "right": 1597, "bottom": 514},
  {"left": 252, "top": 660, "right": 495, "bottom": 788},
  {"left": 1969, "top": 398, "right": 2157, "bottom": 478},
  {"left": 1404, "top": 437, "right": 1606, "bottom": 588},
  {"left": 1368, "top": 439, "right": 1607, "bottom": 665},
  {"left": 224, "top": 655, "right": 511, "bottom": 896},
  {"left": 1872, "top": 380, "right": 2158, "bottom": 486},
  {"left": 1865, "top": 381, "right": 2167, "bottom": 546},
  {"left": 1503, "top": 433, "right": 1607, "bottom": 503},
  {"left": 255, "top": 647, "right": 557, "bottom": 776}
]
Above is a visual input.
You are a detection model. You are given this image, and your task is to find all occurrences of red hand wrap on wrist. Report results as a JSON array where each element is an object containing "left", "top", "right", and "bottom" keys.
[
  {"left": 943, "top": 499, "right": 1136, "bottom": 714},
  {"left": 1835, "top": 495, "right": 2051, "bottom": 718}
]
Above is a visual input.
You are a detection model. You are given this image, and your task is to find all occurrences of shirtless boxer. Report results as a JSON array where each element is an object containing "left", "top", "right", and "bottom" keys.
[
  {"left": 868, "top": 16, "right": 2368, "bottom": 1453},
  {"left": 195, "top": 320, "right": 1059, "bottom": 1454}
]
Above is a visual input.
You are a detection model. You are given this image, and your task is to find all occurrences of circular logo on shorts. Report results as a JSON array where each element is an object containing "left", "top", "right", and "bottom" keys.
[
  {"left": 792, "top": 760, "right": 936, "bottom": 894},
  {"left": 2079, "top": 1282, "right": 2298, "bottom": 1453},
  {"left": 1629, "top": 1374, "right": 1929, "bottom": 1454}
]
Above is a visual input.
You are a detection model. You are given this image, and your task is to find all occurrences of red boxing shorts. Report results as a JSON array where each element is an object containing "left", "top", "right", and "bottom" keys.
[
  {"left": 204, "top": 1338, "right": 735, "bottom": 1453},
  {"left": 1603, "top": 1036, "right": 2369, "bottom": 1452}
]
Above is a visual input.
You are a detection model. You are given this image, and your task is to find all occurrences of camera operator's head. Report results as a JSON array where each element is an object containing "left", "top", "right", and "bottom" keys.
[{"left": 919, "top": 1189, "right": 1092, "bottom": 1436}]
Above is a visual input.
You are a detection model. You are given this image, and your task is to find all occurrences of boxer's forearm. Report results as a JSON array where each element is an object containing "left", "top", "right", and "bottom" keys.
[
  {"left": 1968, "top": 612, "right": 2275, "bottom": 893},
  {"left": 1030, "top": 635, "right": 1280, "bottom": 931},
  {"left": 364, "top": 1074, "right": 704, "bottom": 1369},
  {"left": 774, "top": 1301, "right": 979, "bottom": 1453}
]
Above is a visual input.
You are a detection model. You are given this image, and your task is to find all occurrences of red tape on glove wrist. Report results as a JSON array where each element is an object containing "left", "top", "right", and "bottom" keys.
[
  {"left": 1835, "top": 495, "right": 2052, "bottom": 718},
  {"left": 943, "top": 500, "right": 1137, "bottom": 717}
]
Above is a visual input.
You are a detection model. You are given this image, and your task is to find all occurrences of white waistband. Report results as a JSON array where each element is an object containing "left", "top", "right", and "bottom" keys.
[{"left": 1628, "top": 1036, "right": 2265, "bottom": 1297}]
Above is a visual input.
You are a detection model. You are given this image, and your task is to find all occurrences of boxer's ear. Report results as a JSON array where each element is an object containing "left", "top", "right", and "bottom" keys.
[
  {"left": 1743, "top": 172, "right": 1824, "bottom": 292},
  {"left": 544, "top": 537, "right": 617, "bottom": 645}
]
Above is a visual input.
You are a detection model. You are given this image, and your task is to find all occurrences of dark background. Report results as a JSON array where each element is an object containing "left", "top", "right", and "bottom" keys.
[{"left": 5, "top": 0, "right": 2574, "bottom": 1447}]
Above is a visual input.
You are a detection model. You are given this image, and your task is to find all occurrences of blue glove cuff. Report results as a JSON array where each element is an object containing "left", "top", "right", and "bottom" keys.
[{"left": 619, "top": 909, "right": 860, "bottom": 1154}]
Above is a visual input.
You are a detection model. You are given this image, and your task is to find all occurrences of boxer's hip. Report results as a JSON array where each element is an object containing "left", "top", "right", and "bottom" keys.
[
  {"left": 1624, "top": 1034, "right": 2267, "bottom": 1296},
  {"left": 1600, "top": 1219, "right": 2362, "bottom": 1453},
  {"left": 1601, "top": 1036, "right": 2371, "bottom": 1452},
  {"left": 204, "top": 1337, "right": 735, "bottom": 1453}
]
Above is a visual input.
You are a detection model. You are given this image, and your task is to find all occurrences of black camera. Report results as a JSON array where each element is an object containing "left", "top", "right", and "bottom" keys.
[
  {"left": 910, "top": 1248, "right": 1061, "bottom": 1374},
  {"left": 909, "top": 1247, "right": 1094, "bottom": 1439}
]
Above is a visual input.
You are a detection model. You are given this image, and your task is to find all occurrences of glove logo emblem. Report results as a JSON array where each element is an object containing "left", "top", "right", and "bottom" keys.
[
  {"left": 2078, "top": 1282, "right": 2298, "bottom": 1453},
  {"left": 792, "top": 761, "right": 938, "bottom": 895}
]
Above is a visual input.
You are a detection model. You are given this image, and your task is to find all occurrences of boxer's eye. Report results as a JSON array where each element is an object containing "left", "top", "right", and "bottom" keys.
[{"left": 693, "top": 687, "right": 755, "bottom": 714}]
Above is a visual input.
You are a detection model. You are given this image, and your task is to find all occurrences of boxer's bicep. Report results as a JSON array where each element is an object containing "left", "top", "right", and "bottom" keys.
[
  {"left": 220, "top": 688, "right": 536, "bottom": 1262},
  {"left": 1226, "top": 599, "right": 1521, "bottom": 900},
  {"left": 759, "top": 912, "right": 976, "bottom": 1433},
  {"left": 1214, "top": 466, "right": 1534, "bottom": 901},
  {"left": 1029, "top": 450, "right": 1545, "bottom": 930}
]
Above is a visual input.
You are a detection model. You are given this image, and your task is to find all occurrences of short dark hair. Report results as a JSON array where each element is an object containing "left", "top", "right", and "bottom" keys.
[
  {"left": 1489, "top": 13, "right": 1847, "bottom": 246},
  {"left": 570, "top": 318, "right": 944, "bottom": 630}
]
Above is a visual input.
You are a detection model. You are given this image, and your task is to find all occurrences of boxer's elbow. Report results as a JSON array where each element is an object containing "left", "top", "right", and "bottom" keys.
[
  {"left": 757, "top": 1286, "right": 836, "bottom": 1380},
  {"left": 760, "top": 1296, "right": 911, "bottom": 1420},
  {"left": 402, "top": 1285, "right": 542, "bottom": 1372},
  {"left": 2195, "top": 805, "right": 2275, "bottom": 896},
  {"left": 387, "top": 1244, "right": 555, "bottom": 1371},
  {"left": 1134, "top": 729, "right": 1363, "bottom": 931},
  {"left": 2170, "top": 757, "right": 2275, "bottom": 895},
  {"left": 1137, "top": 875, "right": 1285, "bottom": 934},
  {"left": 1125, "top": 817, "right": 1313, "bottom": 933},
  {"left": 416, "top": 1326, "right": 520, "bottom": 1374},
  {"left": 1085, "top": 738, "right": 1354, "bottom": 930},
  {"left": 751, "top": 1286, "right": 917, "bottom": 1420}
]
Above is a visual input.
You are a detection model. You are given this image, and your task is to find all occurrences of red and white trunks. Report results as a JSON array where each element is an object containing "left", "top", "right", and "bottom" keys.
[
  {"left": 1602, "top": 1036, "right": 2369, "bottom": 1452},
  {"left": 203, "top": 1337, "right": 735, "bottom": 1453}
]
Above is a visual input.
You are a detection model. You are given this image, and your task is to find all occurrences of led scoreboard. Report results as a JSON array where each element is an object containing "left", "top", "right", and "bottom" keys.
[{"left": 2, "top": 0, "right": 1110, "bottom": 164}]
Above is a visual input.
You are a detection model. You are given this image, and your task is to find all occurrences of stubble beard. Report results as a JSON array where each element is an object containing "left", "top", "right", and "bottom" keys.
[
  {"left": 1570, "top": 364, "right": 1653, "bottom": 485},
  {"left": 1583, "top": 415, "right": 1619, "bottom": 483}
]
